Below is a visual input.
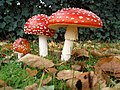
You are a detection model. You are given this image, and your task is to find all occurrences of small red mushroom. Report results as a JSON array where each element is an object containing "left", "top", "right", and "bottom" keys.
[
  {"left": 13, "top": 38, "right": 30, "bottom": 59},
  {"left": 48, "top": 8, "right": 102, "bottom": 61},
  {"left": 24, "top": 14, "right": 55, "bottom": 57}
]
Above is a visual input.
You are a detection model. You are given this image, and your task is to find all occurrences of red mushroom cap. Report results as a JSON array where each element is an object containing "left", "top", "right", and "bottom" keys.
[
  {"left": 24, "top": 14, "right": 55, "bottom": 37},
  {"left": 48, "top": 8, "right": 103, "bottom": 30},
  {"left": 13, "top": 38, "right": 30, "bottom": 54}
]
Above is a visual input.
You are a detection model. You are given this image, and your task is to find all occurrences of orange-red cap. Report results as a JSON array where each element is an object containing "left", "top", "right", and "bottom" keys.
[
  {"left": 24, "top": 14, "right": 55, "bottom": 37},
  {"left": 13, "top": 38, "right": 30, "bottom": 54},
  {"left": 48, "top": 8, "right": 103, "bottom": 30}
]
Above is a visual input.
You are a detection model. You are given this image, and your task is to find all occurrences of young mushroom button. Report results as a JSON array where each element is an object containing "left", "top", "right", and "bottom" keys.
[
  {"left": 48, "top": 8, "right": 103, "bottom": 61},
  {"left": 13, "top": 38, "right": 30, "bottom": 59},
  {"left": 24, "top": 14, "right": 56, "bottom": 57}
]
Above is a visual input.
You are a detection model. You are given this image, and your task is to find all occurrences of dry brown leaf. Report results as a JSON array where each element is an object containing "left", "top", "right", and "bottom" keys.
[
  {"left": 46, "top": 67, "right": 58, "bottom": 74},
  {"left": 99, "top": 48, "right": 109, "bottom": 52},
  {"left": 71, "top": 65, "right": 82, "bottom": 71},
  {"left": 91, "top": 68, "right": 107, "bottom": 90},
  {"left": 0, "top": 80, "right": 7, "bottom": 87},
  {"left": 19, "top": 54, "right": 54, "bottom": 69},
  {"left": 95, "top": 55, "right": 120, "bottom": 78},
  {"left": 90, "top": 48, "right": 119, "bottom": 57},
  {"left": 42, "top": 75, "right": 52, "bottom": 85},
  {"left": 0, "top": 86, "right": 13, "bottom": 90},
  {"left": 101, "top": 87, "right": 116, "bottom": 90},
  {"left": 66, "top": 78, "right": 80, "bottom": 90},
  {"left": 106, "top": 48, "right": 120, "bottom": 54},
  {"left": 90, "top": 50, "right": 104, "bottom": 57},
  {"left": 66, "top": 72, "right": 91, "bottom": 90},
  {"left": 25, "top": 83, "right": 38, "bottom": 90},
  {"left": 114, "top": 83, "right": 120, "bottom": 89},
  {"left": 57, "top": 70, "right": 82, "bottom": 80},
  {"left": 72, "top": 49, "right": 89, "bottom": 59},
  {"left": 26, "top": 68, "right": 38, "bottom": 77}
]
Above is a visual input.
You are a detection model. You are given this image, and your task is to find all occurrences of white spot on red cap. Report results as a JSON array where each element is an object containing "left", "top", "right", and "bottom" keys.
[
  {"left": 24, "top": 14, "right": 56, "bottom": 37},
  {"left": 48, "top": 8, "right": 103, "bottom": 29},
  {"left": 79, "top": 16, "right": 83, "bottom": 19}
]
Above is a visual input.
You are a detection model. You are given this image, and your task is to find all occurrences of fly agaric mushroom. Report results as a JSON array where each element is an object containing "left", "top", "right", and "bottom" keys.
[
  {"left": 13, "top": 38, "right": 30, "bottom": 59},
  {"left": 48, "top": 8, "right": 102, "bottom": 61},
  {"left": 24, "top": 14, "right": 55, "bottom": 57}
]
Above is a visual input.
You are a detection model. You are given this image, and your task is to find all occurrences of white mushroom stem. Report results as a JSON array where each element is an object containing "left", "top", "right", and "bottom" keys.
[
  {"left": 39, "top": 35, "right": 48, "bottom": 57},
  {"left": 18, "top": 52, "right": 23, "bottom": 59},
  {"left": 61, "top": 26, "right": 78, "bottom": 61}
]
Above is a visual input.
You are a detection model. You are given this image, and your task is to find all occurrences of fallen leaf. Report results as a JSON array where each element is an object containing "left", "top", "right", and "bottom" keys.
[
  {"left": 99, "top": 48, "right": 109, "bottom": 52},
  {"left": 114, "top": 83, "right": 120, "bottom": 89},
  {"left": 90, "top": 50, "right": 104, "bottom": 57},
  {"left": 19, "top": 54, "right": 54, "bottom": 69},
  {"left": 101, "top": 87, "right": 115, "bottom": 90},
  {"left": 106, "top": 48, "right": 120, "bottom": 54},
  {"left": 26, "top": 68, "right": 38, "bottom": 77},
  {"left": 66, "top": 72, "right": 91, "bottom": 90},
  {"left": 42, "top": 75, "right": 52, "bottom": 85},
  {"left": 25, "top": 83, "right": 38, "bottom": 90},
  {"left": 90, "top": 68, "right": 107, "bottom": 90},
  {"left": 66, "top": 78, "right": 79, "bottom": 90},
  {"left": 95, "top": 55, "right": 120, "bottom": 78},
  {"left": 0, "top": 80, "right": 7, "bottom": 87},
  {"left": 40, "top": 85, "right": 54, "bottom": 90},
  {"left": 71, "top": 64, "right": 82, "bottom": 71},
  {"left": 72, "top": 49, "right": 89, "bottom": 59},
  {"left": 57, "top": 70, "right": 82, "bottom": 80},
  {"left": 0, "top": 86, "right": 13, "bottom": 90},
  {"left": 46, "top": 67, "right": 58, "bottom": 74},
  {"left": 90, "top": 48, "right": 118, "bottom": 57}
]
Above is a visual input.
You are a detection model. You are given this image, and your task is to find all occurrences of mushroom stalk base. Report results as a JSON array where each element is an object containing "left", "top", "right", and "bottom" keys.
[
  {"left": 39, "top": 35, "right": 48, "bottom": 57},
  {"left": 18, "top": 52, "right": 23, "bottom": 59},
  {"left": 61, "top": 39, "right": 73, "bottom": 61},
  {"left": 61, "top": 25, "right": 78, "bottom": 61}
]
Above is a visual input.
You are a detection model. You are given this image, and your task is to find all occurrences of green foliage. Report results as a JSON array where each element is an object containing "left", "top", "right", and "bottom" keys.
[
  {"left": 0, "top": 0, "right": 120, "bottom": 41},
  {"left": 0, "top": 62, "right": 37, "bottom": 88}
]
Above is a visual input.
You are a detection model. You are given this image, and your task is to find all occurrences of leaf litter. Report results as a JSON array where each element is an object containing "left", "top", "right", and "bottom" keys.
[
  {"left": 18, "top": 54, "right": 54, "bottom": 69},
  {"left": 1, "top": 41, "right": 120, "bottom": 90},
  {"left": 95, "top": 55, "right": 120, "bottom": 79}
]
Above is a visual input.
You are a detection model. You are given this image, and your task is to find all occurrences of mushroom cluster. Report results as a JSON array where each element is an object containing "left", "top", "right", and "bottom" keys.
[
  {"left": 48, "top": 8, "right": 102, "bottom": 61},
  {"left": 23, "top": 7, "right": 102, "bottom": 61},
  {"left": 24, "top": 14, "right": 56, "bottom": 57}
]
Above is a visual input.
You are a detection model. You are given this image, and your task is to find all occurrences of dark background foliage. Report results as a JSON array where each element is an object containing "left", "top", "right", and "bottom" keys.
[{"left": 0, "top": 0, "right": 120, "bottom": 42}]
